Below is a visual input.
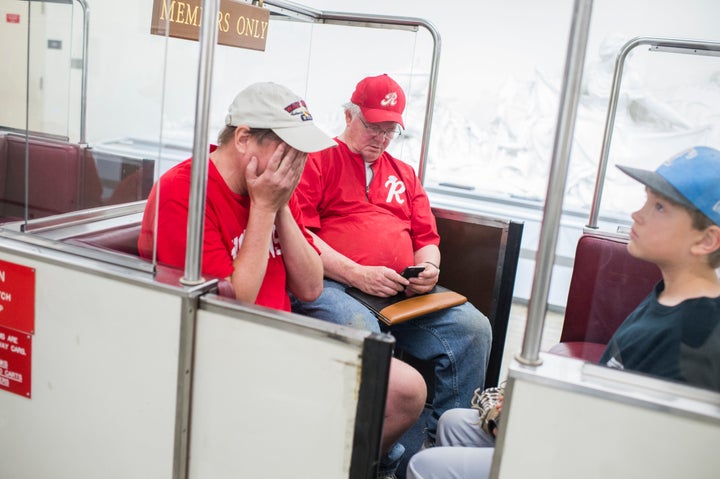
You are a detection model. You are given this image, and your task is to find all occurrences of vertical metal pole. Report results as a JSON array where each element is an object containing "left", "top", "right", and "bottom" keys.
[
  {"left": 182, "top": 0, "right": 220, "bottom": 285},
  {"left": 76, "top": 0, "right": 89, "bottom": 145},
  {"left": 516, "top": 0, "right": 594, "bottom": 365},
  {"left": 172, "top": 2, "right": 219, "bottom": 479},
  {"left": 173, "top": 296, "right": 199, "bottom": 479}
]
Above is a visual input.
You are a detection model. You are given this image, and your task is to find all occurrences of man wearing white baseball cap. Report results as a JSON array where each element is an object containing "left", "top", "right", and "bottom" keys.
[{"left": 139, "top": 82, "right": 335, "bottom": 310}]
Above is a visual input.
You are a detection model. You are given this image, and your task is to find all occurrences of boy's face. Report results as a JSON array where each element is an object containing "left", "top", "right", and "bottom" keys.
[{"left": 628, "top": 187, "right": 704, "bottom": 266}]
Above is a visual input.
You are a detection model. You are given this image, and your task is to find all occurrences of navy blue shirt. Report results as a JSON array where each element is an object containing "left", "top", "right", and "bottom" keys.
[{"left": 600, "top": 281, "right": 720, "bottom": 392}]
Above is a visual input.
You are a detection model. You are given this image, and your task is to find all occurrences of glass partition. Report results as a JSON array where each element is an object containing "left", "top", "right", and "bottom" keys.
[
  {"left": 536, "top": 33, "right": 720, "bottom": 395},
  {"left": 0, "top": 1, "right": 439, "bottom": 277},
  {"left": 593, "top": 43, "right": 720, "bottom": 229}
]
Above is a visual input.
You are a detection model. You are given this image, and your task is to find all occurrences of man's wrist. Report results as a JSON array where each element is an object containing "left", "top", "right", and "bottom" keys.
[{"left": 423, "top": 261, "right": 440, "bottom": 270}]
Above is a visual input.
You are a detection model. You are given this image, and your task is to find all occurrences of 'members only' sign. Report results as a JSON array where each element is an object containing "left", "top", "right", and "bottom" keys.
[{"left": 150, "top": 0, "right": 269, "bottom": 51}]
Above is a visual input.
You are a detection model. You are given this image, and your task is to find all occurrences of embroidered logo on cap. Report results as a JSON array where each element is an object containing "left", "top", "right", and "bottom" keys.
[
  {"left": 285, "top": 100, "right": 313, "bottom": 122},
  {"left": 380, "top": 92, "right": 399, "bottom": 107}
]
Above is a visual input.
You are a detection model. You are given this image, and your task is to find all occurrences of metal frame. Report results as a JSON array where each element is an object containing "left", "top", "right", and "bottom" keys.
[
  {"left": 587, "top": 37, "right": 720, "bottom": 229},
  {"left": 182, "top": 0, "right": 442, "bottom": 282},
  {"left": 517, "top": 0, "right": 594, "bottom": 365}
]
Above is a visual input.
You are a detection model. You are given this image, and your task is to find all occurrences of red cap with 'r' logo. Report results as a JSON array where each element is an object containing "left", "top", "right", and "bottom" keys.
[{"left": 351, "top": 74, "right": 406, "bottom": 128}]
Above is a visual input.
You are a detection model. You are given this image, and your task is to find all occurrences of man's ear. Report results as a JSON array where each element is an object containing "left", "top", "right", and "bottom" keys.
[
  {"left": 344, "top": 109, "right": 354, "bottom": 127},
  {"left": 233, "top": 125, "right": 250, "bottom": 152}
]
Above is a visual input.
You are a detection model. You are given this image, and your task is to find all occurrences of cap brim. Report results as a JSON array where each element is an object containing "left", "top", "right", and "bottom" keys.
[
  {"left": 360, "top": 107, "right": 404, "bottom": 128},
  {"left": 616, "top": 164, "right": 693, "bottom": 208},
  {"left": 273, "top": 124, "right": 337, "bottom": 153}
]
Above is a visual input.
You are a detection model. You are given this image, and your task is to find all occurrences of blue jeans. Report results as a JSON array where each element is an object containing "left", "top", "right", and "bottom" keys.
[{"left": 291, "top": 279, "right": 492, "bottom": 442}]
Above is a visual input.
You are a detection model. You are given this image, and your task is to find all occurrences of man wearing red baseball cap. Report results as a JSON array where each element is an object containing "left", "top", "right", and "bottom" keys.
[{"left": 292, "top": 74, "right": 492, "bottom": 477}]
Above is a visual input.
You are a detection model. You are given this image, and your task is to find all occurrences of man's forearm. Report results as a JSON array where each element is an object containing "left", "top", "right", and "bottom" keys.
[
  {"left": 309, "top": 232, "right": 361, "bottom": 285},
  {"left": 275, "top": 207, "right": 323, "bottom": 301},
  {"left": 414, "top": 244, "right": 441, "bottom": 270}
]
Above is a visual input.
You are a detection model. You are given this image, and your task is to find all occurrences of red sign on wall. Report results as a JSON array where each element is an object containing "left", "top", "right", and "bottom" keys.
[
  {"left": 0, "top": 260, "right": 35, "bottom": 334},
  {"left": 6, "top": 13, "right": 21, "bottom": 24},
  {"left": 0, "top": 325, "right": 32, "bottom": 398}
]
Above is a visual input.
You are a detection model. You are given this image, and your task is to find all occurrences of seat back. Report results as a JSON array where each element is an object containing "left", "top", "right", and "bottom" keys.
[
  {"left": 65, "top": 222, "right": 236, "bottom": 298},
  {"left": 399, "top": 208, "right": 523, "bottom": 389},
  {"left": 67, "top": 223, "right": 142, "bottom": 256},
  {"left": 550, "top": 233, "right": 662, "bottom": 361},
  {"left": 0, "top": 134, "right": 102, "bottom": 221}
]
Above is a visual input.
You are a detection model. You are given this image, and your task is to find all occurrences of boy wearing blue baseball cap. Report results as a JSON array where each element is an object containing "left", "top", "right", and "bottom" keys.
[
  {"left": 599, "top": 145, "right": 720, "bottom": 389},
  {"left": 405, "top": 146, "right": 720, "bottom": 479}
]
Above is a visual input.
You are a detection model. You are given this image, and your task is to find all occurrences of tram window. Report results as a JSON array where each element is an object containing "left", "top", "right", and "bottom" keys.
[
  {"left": 581, "top": 50, "right": 718, "bottom": 231},
  {"left": 297, "top": 1, "right": 720, "bottom": 230}
]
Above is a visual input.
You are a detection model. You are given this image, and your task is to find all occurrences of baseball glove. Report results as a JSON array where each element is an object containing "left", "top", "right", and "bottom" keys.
[{"left": 470, "top": 382, "right": 505, "bottom": 435}]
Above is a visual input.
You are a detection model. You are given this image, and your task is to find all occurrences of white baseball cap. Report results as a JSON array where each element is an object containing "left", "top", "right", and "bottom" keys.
[{"left": 225, "top": 82, "right": 336, "bottom": 153}]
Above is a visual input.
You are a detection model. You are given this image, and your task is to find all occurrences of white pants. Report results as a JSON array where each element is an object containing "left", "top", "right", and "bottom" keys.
[
  {"left": 406, "top": 446, "right": 494, "bottom": 479},
  {"left": 406, "top": 408, "right": 496, "bottom": 479},
  {"left": 436, "top": 408, "right": 496, "bottom": 447}
]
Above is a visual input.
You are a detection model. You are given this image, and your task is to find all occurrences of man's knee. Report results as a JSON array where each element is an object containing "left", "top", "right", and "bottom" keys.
[
  {"left": 438, "top": 408, "right": 476, "bottom": 435},
  {"left": 388, "top": 358, "right": 427, "bottom": 417},
  {"left": 453, "top": 305, "right": 493, "bottom": 349}
]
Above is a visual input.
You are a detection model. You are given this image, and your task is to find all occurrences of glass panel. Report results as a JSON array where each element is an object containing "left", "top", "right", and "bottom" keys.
[
  {"left": 131, "top": 8, "right": 434, "bottom": 272},
  {"left": 554, "top": 41, "right": 720, "bottom": 394},
  {"left": 0, "top": 0, "right": 79, "bottom": 224},
  {"left": 597, "top": 49, "right": 720, "bottom": 226}
]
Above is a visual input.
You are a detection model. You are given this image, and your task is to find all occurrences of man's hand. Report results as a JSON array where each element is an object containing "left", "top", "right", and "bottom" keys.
[
  {"left": 245, "top": 143, "right": 307, "bottom": 213},
  {"left": 405, "top": 263, "right": 438, "bottom": 295},
  {"left": 352, "top": 263, "right": 440, "bottom": 297},
  {"left": 352, "top": 265, "right": 408, "bottom": 297}
]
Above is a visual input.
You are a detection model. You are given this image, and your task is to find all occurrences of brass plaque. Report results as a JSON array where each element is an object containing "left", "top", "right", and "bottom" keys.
[{"left": 151, "top": 0, "right": 269, "bottom": 51}]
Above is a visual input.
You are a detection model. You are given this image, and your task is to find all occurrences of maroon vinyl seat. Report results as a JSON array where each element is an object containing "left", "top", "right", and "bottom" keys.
[
  {"left": 66, "top": 222, "right": 235, "bottom": 298},
  {"left": 0, "top": 133, "right": 102, "bottom": 223},
  {"left": 548, "top": 233, "right": 662, "bottom": 363},
  {"left": 67, "top": 223, "right": 142, "bottom": 256}
]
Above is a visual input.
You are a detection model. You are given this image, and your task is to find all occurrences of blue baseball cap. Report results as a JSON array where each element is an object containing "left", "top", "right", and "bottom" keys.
[{"left": 617, "top": 146, "right": 720, "bottom": 226}]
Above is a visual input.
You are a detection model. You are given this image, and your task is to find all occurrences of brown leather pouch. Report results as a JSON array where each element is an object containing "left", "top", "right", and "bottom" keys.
[{"left": 345, "top": 285, "right": 467, "bottom": 325}]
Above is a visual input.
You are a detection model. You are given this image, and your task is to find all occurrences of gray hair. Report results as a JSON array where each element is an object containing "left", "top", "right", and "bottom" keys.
[{"left": 343, "top": 102, "right": 361, "bottom": 117}]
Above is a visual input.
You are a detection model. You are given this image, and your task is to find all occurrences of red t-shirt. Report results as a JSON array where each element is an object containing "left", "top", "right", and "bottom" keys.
[
  {"left": 295, "top": 139, "right": 439, "bottom": 273},
  {"left": 138, "top": 151, "right": 315, "bottom": 311}
]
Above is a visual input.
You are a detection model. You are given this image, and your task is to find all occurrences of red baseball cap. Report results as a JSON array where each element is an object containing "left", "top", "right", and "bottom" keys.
[{"left": 350, "top": 74, "right": 406, "bottom": 128}]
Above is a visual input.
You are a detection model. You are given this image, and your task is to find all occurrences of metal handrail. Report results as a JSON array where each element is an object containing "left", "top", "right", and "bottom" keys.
[
  {"left": 517, "top": 0, "right": 594, "bottom": 365},
  {"left": 77, "top": 0, "right": 89, "bottom": 144},
  {"left": 587, "top": 37, "right": 720, "bottom": 229},
  {"left": 262, "top": 0, "right": 442, "bottom": 183},
  {"left": 181, "top": 0, "right": 220, "bottom": 285}
]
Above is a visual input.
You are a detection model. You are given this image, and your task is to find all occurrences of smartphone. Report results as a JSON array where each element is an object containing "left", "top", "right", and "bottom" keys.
[{"left": 401, "top": 266, "right": 425, "bottom": 279}]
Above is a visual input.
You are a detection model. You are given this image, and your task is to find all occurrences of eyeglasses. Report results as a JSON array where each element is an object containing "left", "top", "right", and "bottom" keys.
[{"left": 358, "top": 116, "right": 402, "bottom": 140}]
